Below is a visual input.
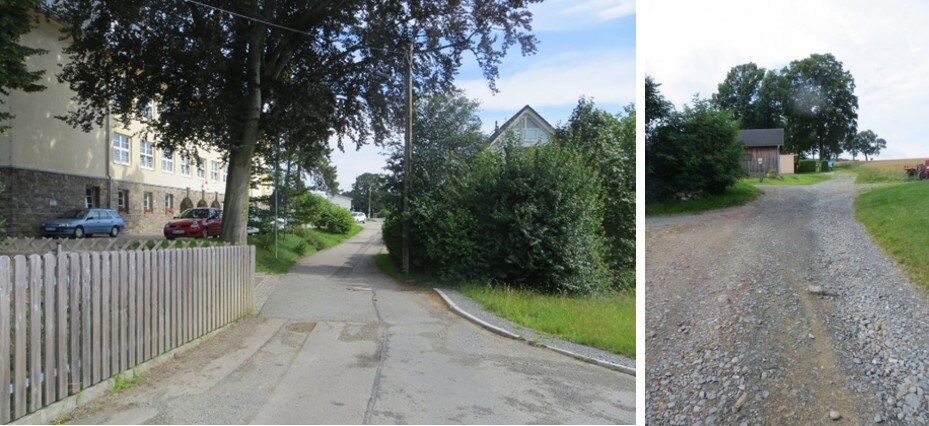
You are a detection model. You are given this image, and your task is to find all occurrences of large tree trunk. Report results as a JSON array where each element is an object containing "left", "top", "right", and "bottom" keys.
[{"left": 221, "top": 14, "right": 264, "bottom": 245}]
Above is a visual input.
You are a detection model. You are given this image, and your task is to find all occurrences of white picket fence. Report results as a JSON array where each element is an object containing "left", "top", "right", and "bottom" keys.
[{"left": 0, "top": 244, "right": 255, "bottom": 423}]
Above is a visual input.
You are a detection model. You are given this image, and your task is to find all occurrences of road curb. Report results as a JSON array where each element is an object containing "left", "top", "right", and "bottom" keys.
[{"left": 432, "top": 288, "right": 636, "bottom": 377}]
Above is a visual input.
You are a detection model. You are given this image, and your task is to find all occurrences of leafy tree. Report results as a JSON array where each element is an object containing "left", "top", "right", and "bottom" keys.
[
  {"left": 54, "top": 0, "right": 541, "bottom": 244},
  {"left": 384, "top": 89, "right": 486, "bottom": 213},
  {"left": 556, "top": 98, "right": 635, "bottom": 284},
  {"left": 847, "top": 130, "right": 887, "bottom": 161},
  {"left": 782, "top": 53, "right": 858, "bottom": 159},
  {"left": 0, "top": 0, "right": 46, "bottom": 132},
  {"left": 645, "top": 75, "right": 673, "bottom": 141},
  {"left": 649, "top": 99, "right": 743, "bottom": 199},
  {"left": 712, "top": 63, "right": 765, "bottom": 127},
  {"left": 347, "top": 173, "right": 388, "bottom": 217}
]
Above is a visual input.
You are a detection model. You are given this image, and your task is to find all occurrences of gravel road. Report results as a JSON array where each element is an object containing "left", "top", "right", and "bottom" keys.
[{"left": 647, "top": 173, "right": 929, "bottom": 424}]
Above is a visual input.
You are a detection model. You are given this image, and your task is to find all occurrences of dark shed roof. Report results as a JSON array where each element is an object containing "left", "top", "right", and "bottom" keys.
[{"left": 738, "top": 129, "right": 784, "bottom": 147}]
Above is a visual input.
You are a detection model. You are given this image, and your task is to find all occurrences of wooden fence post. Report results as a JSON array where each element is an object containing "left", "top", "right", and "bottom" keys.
[
  {"left": 13, "top": 256, "right": 26, "bottom": 419},
  {"left": 29, "top": 254, "right": 43, "bottom": 411},
  {"left": 43, "top": 253, "right": 56, "bottom": 405},
  {"left": 0, "top": 257, "right": 11, "bottom": 423}
]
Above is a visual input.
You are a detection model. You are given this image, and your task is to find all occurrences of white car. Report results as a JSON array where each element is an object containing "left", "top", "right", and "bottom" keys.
[{"left": 352, "top": 212, "right": 367, "bottom": 223}]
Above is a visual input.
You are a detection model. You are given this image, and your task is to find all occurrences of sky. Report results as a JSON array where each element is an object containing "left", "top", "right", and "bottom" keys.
[
  {"left": 642, "top": 0, "right": 929, "bottom": 160},
  {"left": 329, "top": 0, "right": 636, "bottom": 192}
]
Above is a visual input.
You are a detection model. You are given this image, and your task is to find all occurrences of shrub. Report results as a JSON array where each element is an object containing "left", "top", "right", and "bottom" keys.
[
  {"left": 383, "top": 143, "right": 611, "bottom": 295},
  {"left": 294, "top": 240, "right": 309, "bottom": 256},
  {"left": 293, "top": 193, "right": 327, "bottom": 228},
  {"left": 377, "top": 208, "right": 390, "bottom": 218},
  {"left": 646, "top": 100, "right": 744, "bottom": 199},
  {"left": 820, "top": 160, "right": 832, "bottom": 172},
  {"left": 797, "top": 159, "right": 816, "bottom": 173},
  {"left": 317, "top": 204, "right": 354, "bottom": 234}
]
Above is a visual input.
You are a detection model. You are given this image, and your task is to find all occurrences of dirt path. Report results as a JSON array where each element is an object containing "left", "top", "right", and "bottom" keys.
[{"left": 647, "top": 173, "right": 929, "bottom": 424}]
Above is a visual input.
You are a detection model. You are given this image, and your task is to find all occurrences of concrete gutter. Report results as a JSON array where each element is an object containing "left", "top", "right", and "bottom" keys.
[{"left": 432, "top": 288, "right": 636, "bottom": 377}]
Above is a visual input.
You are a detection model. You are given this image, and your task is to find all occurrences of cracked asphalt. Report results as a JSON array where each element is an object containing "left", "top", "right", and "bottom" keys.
[{"left": 64, "top": 222, "right": 634, "bottom": 424}]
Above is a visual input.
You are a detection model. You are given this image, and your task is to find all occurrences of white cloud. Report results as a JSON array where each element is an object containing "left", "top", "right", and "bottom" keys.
[
  {"left": 531, "top": 0, "right": 635, "bottom": 31},
  {"left": 459, "top": 50, "right": 634, "bottom": 111},
  {"left": 643, "top": 0, "right": 929, "bottom": 159}
]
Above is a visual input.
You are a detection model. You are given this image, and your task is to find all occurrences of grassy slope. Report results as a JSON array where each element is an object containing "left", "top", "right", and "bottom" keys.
[
  {"left": 645, "top": 181, "right": 763, "bottom": 216},
  {"left": 855, "top": 182, "right": 929, "bottom": 288},
  {"left": 741, "top": 172, "right": 832, "bottom": 186},
  {"left": 374, "top": 253, "right": 635, "bottom": 357},
  {"left": 251, "top": 224, "right": 363, "bottom": 274}
]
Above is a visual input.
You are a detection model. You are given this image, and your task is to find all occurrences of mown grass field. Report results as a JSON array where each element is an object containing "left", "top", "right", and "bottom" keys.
[
  {"left": 250, "top": 224, "right": 363, "bottom": 274},
  {"left": 645, "top": 181, "right": 763, "bottom": 216},
  {"left": 374, "top": 253, "right": 635, "bottom": 357},
  {"left": 855, "top": 181, "right": 929, "bottom": 288},
  {"left": 741, "top": 172, "right": 833, "bottom": 186},
  {"left": 836, "top": 159, "right": 926, "bottom": 183}
]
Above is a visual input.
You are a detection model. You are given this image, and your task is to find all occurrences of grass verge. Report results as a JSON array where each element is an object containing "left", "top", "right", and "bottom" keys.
[
  {"left": 250, "top": 224, "right": 363, "bottom": 274},
  {"left": 374, "top": 253, "right": 635, "bottom": 357},
  {"left": 855, "top": 181, "right": 929, "bottom": 287},
  {"left": 645, "top": 181, "right": 763, "bottom": 216},
  {"left": 741, "top": 172, "right": 832, "bottom": 186},
  {"left": 459, "top": 284, "right": 635, "bottom": 358}
]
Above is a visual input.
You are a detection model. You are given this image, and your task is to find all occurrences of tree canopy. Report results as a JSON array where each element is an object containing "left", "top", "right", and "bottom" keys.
[
  {"left": 0, "top": 0, "right": 46, "bottom": 132},
  {"left": 846, "top": 130, "right": 887, "bottom": 161},
  {"left": 712, "top": 54, "right": 860, "bottom": 159},
  {"left": 54, "top": 0, "right": 541, "bottom": 243}
]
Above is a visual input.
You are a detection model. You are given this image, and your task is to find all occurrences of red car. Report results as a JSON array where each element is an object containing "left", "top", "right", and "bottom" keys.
[{"left": 164, "top": 208, "right": 222, "bottom": 239}]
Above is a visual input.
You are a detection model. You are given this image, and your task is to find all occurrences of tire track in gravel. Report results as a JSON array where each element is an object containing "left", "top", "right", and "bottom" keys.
[{"left": 646, "top": 173, "right": 881, "bottom": 424}]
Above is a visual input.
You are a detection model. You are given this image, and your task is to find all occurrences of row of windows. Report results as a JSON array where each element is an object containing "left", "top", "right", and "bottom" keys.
[
  {"left": 87, "top": 186, "right": 179, "bottom": 215},
  {"left": 112, "top": 133, "right": 227, "bottom": 182}
]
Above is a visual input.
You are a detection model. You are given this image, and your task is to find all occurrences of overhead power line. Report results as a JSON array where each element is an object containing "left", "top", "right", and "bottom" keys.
[{"left": 183, "top": 0, "right": 313, "bottom": 35}]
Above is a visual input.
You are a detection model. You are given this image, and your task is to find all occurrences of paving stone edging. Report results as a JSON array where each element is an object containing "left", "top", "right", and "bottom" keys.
[{"left": 433, "top": 288, "right": 636, "bottom": 377}]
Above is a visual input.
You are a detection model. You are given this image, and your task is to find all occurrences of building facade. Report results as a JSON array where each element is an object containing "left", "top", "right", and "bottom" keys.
[
  {"left": 0, "top": 15, "right": 269, "bottom": 237},
  {"left": 738, "top": 129, "right": 795, "bottom": 176}
]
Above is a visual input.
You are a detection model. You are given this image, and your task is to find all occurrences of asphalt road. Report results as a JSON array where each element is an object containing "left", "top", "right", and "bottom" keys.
[{"left": 66, "top": 221, "right": 634, "bottom": 424}]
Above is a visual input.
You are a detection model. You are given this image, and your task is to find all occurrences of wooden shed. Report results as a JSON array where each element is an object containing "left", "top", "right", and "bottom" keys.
[{"left": 739, "top": 129, "right": 793, "bottom": 176}]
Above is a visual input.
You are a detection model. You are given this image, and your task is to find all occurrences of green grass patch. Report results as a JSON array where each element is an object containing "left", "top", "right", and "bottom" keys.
[
  {"left": 856, "top": 181, "right": 929, "bottom": 287},
  {"left": 741, "top": 172, "right": 832, "bottom": 186},
  {"left": 112, "top": 369, "right": 144, "bottom": 393},
  {"left": 459, "top": 284, "right": 635, "bottom": 357},
  {"left": 837, "top": 161, "right": 912, "bottom": 184},
  {"left": 250, "top": 224, "right": 363, "bottom": 274},
  {"left": 645, "top": 181, "right": 763, "bottom": 216},
  {"left": 373, "top": 253, "right": 635, "bottom": 356}
]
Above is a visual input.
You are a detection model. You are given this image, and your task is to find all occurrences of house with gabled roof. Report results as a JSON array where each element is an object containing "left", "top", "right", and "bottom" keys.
[{"left": 487, "top": 105, "right": 556, "bottom": 148}]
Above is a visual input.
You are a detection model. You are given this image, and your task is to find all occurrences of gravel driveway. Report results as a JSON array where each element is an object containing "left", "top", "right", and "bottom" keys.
[{"left": 647, "top": 173, "right": 929, "bottom": 424}]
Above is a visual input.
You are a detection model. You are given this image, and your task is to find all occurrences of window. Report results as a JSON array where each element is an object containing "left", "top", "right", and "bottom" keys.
[
  {"left": 117, "top": 190, "right": 129, "bottom": 213},
  {"left": 113, "top": 133, "right": 130, "bottom": 165},
  {"left": 143, "top": 192, "right": 153, "bottom": 213},
  {"left": 210, "top": 160, "right": 219, "bottom": 181},
  {"left": 140, "top": 140, "right": 154, "bottom": 169},
  {"left": 141, "top": 102, "right": 153, "bottom": 119},
  {"left": 180, "top": 155, "right": 191, "bottom": 176},
  {"left": 196, "top": 160, "right": 205, "bottom": 179},
  {"left": 165, "top": 193, "right": 174, "bottom": 214},
  {"left": 162, "top": 148, "right": 174, "bottom": 172},
  {"left": 84, "top": 186, "right": 100, "bottom": 209}
]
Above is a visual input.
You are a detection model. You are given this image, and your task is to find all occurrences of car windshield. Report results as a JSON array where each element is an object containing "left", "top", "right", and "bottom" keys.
[
  {"left": 179, "top": 209, "right": 209, "bottom": 219},
  {"left": 58, "top": 209, "right": 88, "bottom": 219}
]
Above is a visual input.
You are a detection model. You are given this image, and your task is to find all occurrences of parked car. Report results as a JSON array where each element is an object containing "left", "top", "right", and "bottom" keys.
[
  {"left": 164, "top": 208, "right": 222, "bottom": 239},
  {"left": 352, "top": 211, "right": 367, "bottom": 223},
  {"left": 41, "top": 208, "right": 125, "bottom": 238}
]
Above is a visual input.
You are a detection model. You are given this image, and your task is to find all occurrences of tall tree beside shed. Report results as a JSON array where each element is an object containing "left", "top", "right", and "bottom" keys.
[
  {"left": 782, "top": 53, "right": 858, "bottom": 160},
  {"left": 0, "top": 0, "right": 46, "bottom": 132},
  {"left": 712, "top": 62, "right": 765, "bottom": 128},
  {"left": 53, "top": 0, "right": 541, "bottom": 244}
]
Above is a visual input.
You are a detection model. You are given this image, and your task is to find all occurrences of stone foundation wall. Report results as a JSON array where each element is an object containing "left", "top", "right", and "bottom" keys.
[{"left": 0, "top": 167, "right": 224, "bottom": 237}]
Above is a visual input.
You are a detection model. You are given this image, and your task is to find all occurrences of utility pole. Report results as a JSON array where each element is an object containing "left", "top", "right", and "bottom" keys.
[
  {"left": 402, "top": 41, "right": 413, "bottom": 274},
  {"left": 368, "top": 183, "right": 372, "bottom": 219}
]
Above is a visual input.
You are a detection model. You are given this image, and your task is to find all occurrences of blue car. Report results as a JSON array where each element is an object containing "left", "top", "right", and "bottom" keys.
[{"left": 40, "top": 208, "right": 125, "bottom": 238}]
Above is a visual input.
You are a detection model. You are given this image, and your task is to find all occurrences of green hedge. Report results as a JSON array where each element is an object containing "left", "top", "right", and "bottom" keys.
[
  {"left": 383, "top": 143, "right": 611, "bottom": 295},
  {"left": 797, "top": 159, "right": 817, "bottom": 173},
  {"left": 820, "top": 160, "right": 832, "bottom": 172}
]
